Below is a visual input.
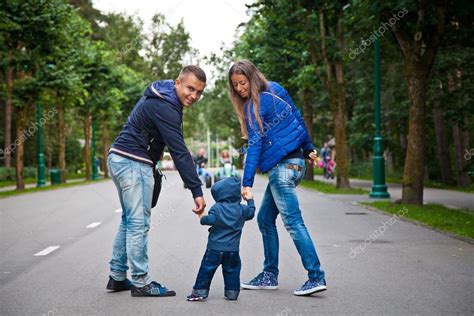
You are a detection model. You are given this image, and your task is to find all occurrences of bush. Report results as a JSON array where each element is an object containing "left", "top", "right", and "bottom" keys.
[
  {"left": 0, "top": 167, "right": 37, "bottom": 181},
  {"left": 0, "top": 167, "right": 16, "bottom": 181}
]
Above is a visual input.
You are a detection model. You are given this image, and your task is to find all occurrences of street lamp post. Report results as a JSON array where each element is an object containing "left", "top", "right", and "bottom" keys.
[
  {"left": 36, "top": 95, "right": 46, "bottom": 187},
  {"left": 370, "top": 38, "right": 390, "bottom": 198}
]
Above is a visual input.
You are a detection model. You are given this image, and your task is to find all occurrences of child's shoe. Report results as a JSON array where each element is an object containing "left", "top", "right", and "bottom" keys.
[
  {"left": 186, "top": 289, "right": 208, "bottom": 301},
  {"left": 241, "top": 271, "right": 278, "bottom": 290},
  {"left": 186, "top": 294, "right": 206, "bottom": 301}
]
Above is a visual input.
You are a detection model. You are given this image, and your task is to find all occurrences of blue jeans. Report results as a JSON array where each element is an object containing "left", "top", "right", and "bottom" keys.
[
  {"left": 193, "top": 249, "right": 241, "bottom": 299},
  {"left": 107, "top": 153, "right": 154, "bottom": 287},
  {"left": 257, "top": 158, "right": 325, "bottom": 280}
]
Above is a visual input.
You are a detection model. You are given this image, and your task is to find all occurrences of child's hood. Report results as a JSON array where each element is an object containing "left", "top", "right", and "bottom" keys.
[{"left": 211, "top": 177, "right": 241, "bottom": 203}]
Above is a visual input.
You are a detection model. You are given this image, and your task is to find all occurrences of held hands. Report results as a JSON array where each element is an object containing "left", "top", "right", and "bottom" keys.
[
  {"left": 241, "top": 186, "right": 253, "bottom": 200},
  {"left": 198, "top": 209, "right": 208, "bottom": 219},
  {"left": 193, "top": 196, "right": 206, "bottom": 217}
]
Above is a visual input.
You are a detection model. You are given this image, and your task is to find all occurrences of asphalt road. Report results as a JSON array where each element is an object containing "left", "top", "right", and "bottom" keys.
[{"left": 1, "top": 171, "right": 473, "bottom": 315}]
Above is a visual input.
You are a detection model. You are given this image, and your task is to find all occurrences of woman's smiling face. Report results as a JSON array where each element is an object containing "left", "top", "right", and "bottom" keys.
[{"left": 231, "top": 74, "right": 249, "bottom": 99}]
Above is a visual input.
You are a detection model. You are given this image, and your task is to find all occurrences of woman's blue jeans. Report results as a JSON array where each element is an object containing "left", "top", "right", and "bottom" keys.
[
  {"left": 107, "top": 153, "right": 154, "bottom": 287},
  {"left": 257, "top": 158, "right": 325, "bottom": 280}
]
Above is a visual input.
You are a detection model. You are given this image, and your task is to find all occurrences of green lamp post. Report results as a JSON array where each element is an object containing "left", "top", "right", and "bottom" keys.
[
  {"left": 36, "top": 95, "right": 46, "bottom": 187},
  {"left": 370, "top": 37, "right": 390, "bottom": 198},
  {"left": 92, "top": 120, "right": 99, "bottom": 180},
  {"left": 36, "top": 63, "right": 56, "bottom": 187}
]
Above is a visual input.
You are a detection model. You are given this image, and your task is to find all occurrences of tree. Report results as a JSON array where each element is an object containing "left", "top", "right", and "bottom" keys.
[
  {"left": 148, "top": 13, "right": 197, "bottom": 79},
  {"left": 381, "top": 0, "right": 447, "bottom": 204}
]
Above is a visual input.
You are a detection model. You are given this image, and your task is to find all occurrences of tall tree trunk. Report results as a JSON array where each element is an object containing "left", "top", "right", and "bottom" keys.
[
  {"left": 389, "top": 1, "right": 447, "bottom": 205},
  {"left": 15, "top": 106, "right": 29, "bottom": 190},
  {"left": 432, "top": 89, "right": 453, "bottom": 184},
  {"left": 58, "top": 101, "right": 66, "bottom": 182},
  {"left": 401, "top": 69, "right": 427, "bottom": 205},
  {"left": 334, "top": 62, "right": 350, "bottom": 187},
  {"left": 102, "top": 122, "right": 109, "bottom": 178},
  {"left": 318, "top": 3, "right": 350, "bottom": 188},
  {"left": 302, "top": 88, "right": 314, "bottom": 181},
  {"left": 453, "top": 121, "right": 471, "bottom": 187},
  {"left": 84, "top": 112, "right": 91, "bottom": 180},
  {"left": 4, "top": 50, "right": 14, "bottom": 167}
]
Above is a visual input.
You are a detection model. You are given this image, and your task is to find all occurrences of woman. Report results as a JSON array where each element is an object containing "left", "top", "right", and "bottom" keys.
[{"left": 228, "top": 60, "right": 326, "bottom": 296}]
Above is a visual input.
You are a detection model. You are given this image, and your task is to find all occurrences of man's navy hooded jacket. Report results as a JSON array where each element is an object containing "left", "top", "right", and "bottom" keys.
[
  {"left": 109, "top": 80, "right": 203, "bottom": 198},
  {"left": 200, "top": 177, "right": 255, "bottom": 252}
]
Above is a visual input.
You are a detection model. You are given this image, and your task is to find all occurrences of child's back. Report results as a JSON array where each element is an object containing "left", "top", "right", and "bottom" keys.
[{"left": 188, "top": 177, "right": 255, "bottom": 301}]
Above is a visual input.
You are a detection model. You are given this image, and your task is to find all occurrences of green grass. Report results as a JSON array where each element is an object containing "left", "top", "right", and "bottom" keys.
[
  {"left": 0, "top": 178, "right": 37, "bottom": 188},
  {"left": 0, "top": 177, "right": 108, "bottom": 198},
  {"left": 0, "top": 172, "right": 89, "bottom": 188},
  {"left": 300, "top": 179, "right": 368, "bottom": 195},
  {"left": 362, "top": 201, "right": 474, "bottom": 240}
]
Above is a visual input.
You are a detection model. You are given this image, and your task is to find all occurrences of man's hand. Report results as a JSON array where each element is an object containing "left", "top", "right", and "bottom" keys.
[
  {"left": 193, "top": 196, "right": 206, "bottom": 215},
  {"left": 241, "top": 186, "right": 253, "bottom": 200},
  {"left": 198, "top": 209, "right": 208, "bottom": 219}
]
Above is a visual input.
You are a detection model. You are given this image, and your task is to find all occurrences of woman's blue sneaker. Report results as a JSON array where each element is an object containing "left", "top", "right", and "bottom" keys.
[
  {"left": 241, "top": 271, "right": 278, "bottom": 290},
  {"left": 294, "top": 278, "right": 327, "bottom": 296}
]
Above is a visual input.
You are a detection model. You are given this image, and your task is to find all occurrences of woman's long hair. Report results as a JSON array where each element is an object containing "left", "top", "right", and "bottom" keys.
[{"left": 227, "top": 60, "right": 268, "bottom": 139}]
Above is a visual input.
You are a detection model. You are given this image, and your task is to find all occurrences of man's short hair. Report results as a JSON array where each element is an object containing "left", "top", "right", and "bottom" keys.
[{"left": 178, "top": 65, "right": 207, "bottom": 83}]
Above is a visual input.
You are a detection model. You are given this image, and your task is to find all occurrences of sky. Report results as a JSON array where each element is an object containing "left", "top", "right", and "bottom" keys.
[{"left": 93, "top": 0, "right": 254, "bottom": 80}]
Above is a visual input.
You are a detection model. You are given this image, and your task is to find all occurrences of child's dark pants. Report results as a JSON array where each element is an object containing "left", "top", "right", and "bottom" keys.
[{"left": 192, "top": 249, "right": 241, "bottom": 300}]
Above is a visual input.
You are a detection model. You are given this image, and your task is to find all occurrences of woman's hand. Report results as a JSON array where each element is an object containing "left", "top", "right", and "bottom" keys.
[
  {"left": 241, "top": 186, "right": 253, "bottom": 200},
  {"left": 308, "top": 149, "right": 320, "bottom": 167}
]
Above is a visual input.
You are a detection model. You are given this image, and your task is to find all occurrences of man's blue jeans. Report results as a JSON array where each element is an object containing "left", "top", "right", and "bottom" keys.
[
  {"left": 193, "top": 249, "right": 241, "bottom": 299},
  {"left": 107, "top": 153, "right": 154, "bottom": 287},
  {"left": 257, "top": 158, "right": 325, "bottom": 280}
]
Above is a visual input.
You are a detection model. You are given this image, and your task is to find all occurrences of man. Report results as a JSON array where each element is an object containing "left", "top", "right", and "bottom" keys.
[
  {"left": 194, "top": 148, "right": 208, "bottom": 169},
  {"left": 106, "top": 65, "right": 207, "bottom": 297}
]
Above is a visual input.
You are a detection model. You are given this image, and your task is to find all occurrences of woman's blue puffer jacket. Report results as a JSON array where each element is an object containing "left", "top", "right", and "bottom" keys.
[{"left": 242, "top": 81, "right": 315, "bottom": 187}]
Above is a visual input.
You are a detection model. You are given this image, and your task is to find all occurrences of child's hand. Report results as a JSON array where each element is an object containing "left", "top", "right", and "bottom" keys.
[
  {"left": 241, "top": 186, "right": 253, "bottom": 200},
  {"left": 246, "top": 191, "right": 254, "bottom": 200}
]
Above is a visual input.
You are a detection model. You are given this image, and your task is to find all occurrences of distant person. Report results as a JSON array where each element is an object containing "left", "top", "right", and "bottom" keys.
[
  {"left": 320, "top": 142, "right": 330, "bottom": 164},
  {"left": 227, "top": 59, "right": 326, "bottom": 296},
  {"left": 325, "top": 156, "right": 336, "bottom": 179},
  {"left": 194, "top": 148, "right": 208, "bottom": 173},
  {"left": 106, "top": 65, "right": 207, "bottom": 297},
  {"left": 187, "top": 177, "right": 255, "bottom": 301},
  {"left": 320, "top": 142, "right": 330, "bottom": 175},
  {"left": 219, "top": 149, "right": 232, "bottom": 165}
]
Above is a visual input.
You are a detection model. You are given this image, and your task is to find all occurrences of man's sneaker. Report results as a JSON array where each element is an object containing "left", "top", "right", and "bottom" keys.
[
  {"left": 186, "top": 294, "right": 206, "bottom": 301},
  {"left": 294, "top": 278, "right": 327, "bottom": 296},
  {"left": 106, "top": 276, "right": 132, "bottom": 292},
  {"left": 241, "top": 271, "right": 278, "bottom": 290},
  {"left": 131, "top": 281, "right": 176, "bottom": 297}
]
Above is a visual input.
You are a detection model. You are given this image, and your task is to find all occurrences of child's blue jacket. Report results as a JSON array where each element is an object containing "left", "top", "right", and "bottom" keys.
[{"left": 200, "top": 177, "right": 255, "bottom": 251}]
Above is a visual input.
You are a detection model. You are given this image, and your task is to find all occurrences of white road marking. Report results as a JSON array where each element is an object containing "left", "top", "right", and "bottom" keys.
[
  {"left": 34, "top": 246, "right": 60, "bottom": 256},
  {"left": 86, "top": 222, "right": 102, "bottom": 229}
]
